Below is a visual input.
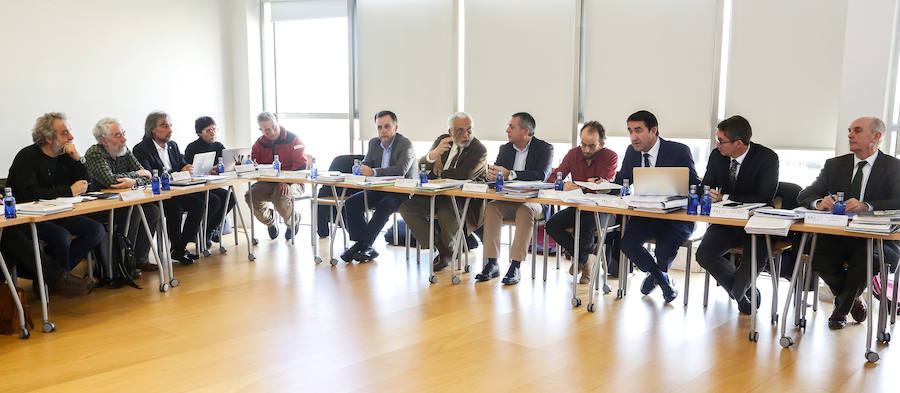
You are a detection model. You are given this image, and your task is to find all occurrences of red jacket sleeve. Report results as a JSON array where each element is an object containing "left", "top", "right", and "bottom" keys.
[
  {"left": 600, "top": 149, "right": 618, "bottom": 181},
  {"left": 547, "top": 148, "right": 574, "bottom": 183},
  {"left": 287, "top": 135, "right": 307, "bottom": 170}
]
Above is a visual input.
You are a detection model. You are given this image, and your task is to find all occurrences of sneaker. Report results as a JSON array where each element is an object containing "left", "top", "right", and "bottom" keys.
[
  {"left": 640, "top": 275, "right": 658, "bottom": 295},
  {"left": 50, "top": 273, "right": 93, "bottom": 298},
  {"left": 267, "top": 225, "right": 279, "bottom": 239},
  {"left": 285, "top": 223, "right": 300, "bottom": 240}
]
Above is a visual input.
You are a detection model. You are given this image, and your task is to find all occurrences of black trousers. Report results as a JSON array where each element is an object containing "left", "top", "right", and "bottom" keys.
[
  {"left": 162, "top": 193, "right": 214, "bottom": 252},
  {"left": 695, "top": 224, "right": 769, "bottom": 299},
  {"left": 1, "top": 226, "right": 65, "bottom": 284},
  {"left": 545, "top": 207, "right": 597, "bottom": 265},
  {"left": 812, "top": 235, "right": 898, "bottom": 316},
  {"left": 206, "top": 188, "right": 236, "bottom": 234}
]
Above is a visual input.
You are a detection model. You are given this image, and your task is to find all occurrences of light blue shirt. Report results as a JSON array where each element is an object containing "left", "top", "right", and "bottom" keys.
[{"left": 375, "top": 137, "right": 394, "bottom": 176}]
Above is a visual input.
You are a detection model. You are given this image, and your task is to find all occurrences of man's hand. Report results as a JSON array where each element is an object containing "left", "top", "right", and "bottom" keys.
[
  {"left": 181, "top": 164, "right": 194, "bottom": 173},
  {"left": 563, "top": 181, "right": 580, "bottom": 191},
  {"left": 709, "top": 188, "right": 724, "bottom": 203},
  {"left": 279, "top": 183, "right": 290, "bottom": 196},
  {"left": 427, "top": 136, "right": 452, "bottom": 161},
  {"left": 211, "top": 167, "right": 218, "bottom": 175},
  {"left": 845, "top": 198, "right": 869, "bottom": 213},
  {"left": 486, "top": 165, "right": 497, "bottom": 181},
  {"left": 110, "top": 178, "right": 137, "bottom": 189},
  {"left": 136, "top": 169, "right": 151, "bottom": 178},
  {"left": 816, "top": 195, "right": 835, "bottom": 211},
  {"left": 62, "top": 143, "right": 80, "bottom": 161},
  {"left": 432, "top": 158, "right": 443, "bottom": 177},
  {"left": 359, "top": 165, "right": 375, "bottom": 177},
  {"left": 70, "top": 180, "right": 88, "bottom": 196}
]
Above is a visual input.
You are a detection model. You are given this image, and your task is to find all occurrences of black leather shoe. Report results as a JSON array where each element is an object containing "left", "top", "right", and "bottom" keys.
[
  {"left": 661, "top": 276, "right": 678, "bottom": 304},
  {"left": 171, "top": 251, "right": 193, "bottom": 265},
  {"left": 850, "top": 298, "right": 867, "bottom": 323},
  {"left": 341, "top": 243, "right": 363, "bottom": 263},
  {"left": 640, "top": 275, "right": 658, "bottom": 295},
  {"left": 267, "top": 225, "right": 279, "bottom": 239},
  {"left": 828, "top": 310, "right": 847, "bottom": 329},
  {"left": 186, "top": 251, "right": 200, "bottom": 260},
  {"left": 358, "top": 247, "right": 379, "bottom": 262},
  {"left": 501, "top": 265, "right": 521, "bottom": 285},
  {"left": 475, "top": 261, "right": 500, "bottom": 282},
  {"left": 285, "top": 223, "right": 299, "bottom": 240},
  {"left": 737, "top": 295, "right": 752, "bottom": 315}
]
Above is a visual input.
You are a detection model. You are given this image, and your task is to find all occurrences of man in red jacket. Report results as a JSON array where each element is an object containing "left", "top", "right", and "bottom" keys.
[{"left": 245, "top": 112, "right": 308, "bottom": 240}]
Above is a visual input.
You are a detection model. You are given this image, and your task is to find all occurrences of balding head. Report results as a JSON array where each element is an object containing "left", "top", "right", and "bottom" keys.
[{"left": 848, "top": 117, "right": 884, "bottom": 159}]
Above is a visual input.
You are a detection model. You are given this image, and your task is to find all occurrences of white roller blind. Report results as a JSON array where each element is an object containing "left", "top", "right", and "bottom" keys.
[
  {"left": 357, "top": 0, "right": 455, "bottom": 142},
  {"left": 464, "top": 0, "right": 577, "bottom": 143},
  {"left": 583, "top": 0, "right": 718, "bottom": 139},
  {"left": 270, "top": 0, "right": 345, "bottom": 22},
  {"left": 725, "top": 0, "right": 848, "bottom": 150}
]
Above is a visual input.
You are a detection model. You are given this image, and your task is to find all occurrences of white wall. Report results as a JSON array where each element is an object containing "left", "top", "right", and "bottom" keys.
[{"left": 0, "top": 0, "right": 235, "bottom": 173}]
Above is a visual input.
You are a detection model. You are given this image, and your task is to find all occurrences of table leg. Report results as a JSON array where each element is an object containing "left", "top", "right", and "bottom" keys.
[
  {"left": 572, "top": 207, "right": 582, "bottom": 307},
  {"left": 0, "top": 229, "right": 29, "bottom": 338},
  {"left": 138, "top": 205, "right": 169, "bottom": 292},
  {"left": 157, "top": 201, "right": 176, "bottom": 286},
  {"left": 428, "top": 195, "right": 436, "bottom": 284},
  {"left": 229, "top": 185, "right": 255, "bottom": 261},
  {"left": 865, "top": 238, "right": 879, "bottom": 362},
  {"left": 748, "top": 235, "right": 759, "bottom": 342},
  {"left": 447, "top": 196, "right": 469, "bottom": 285},
  {"left": 587, "top": 213, "right": 611, "bottom": 312},
  {"left": 29, "top": 223, "right": 54, "bottom": 333}
]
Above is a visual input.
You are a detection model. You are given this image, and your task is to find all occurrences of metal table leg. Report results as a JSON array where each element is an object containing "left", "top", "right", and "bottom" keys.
[
  {"left": 229, "top": 185, "right": 255, "bottom": 261},
  {"left": 157, "top": 201, "right": 176, "bottom": 287},
  {"left": 29, "top": 223, "right": 54, "bottom": 333},
  {"left": 215, "top": 188, "right": 232, "bottom": 254},
  {"left": 311, "top": 183, "right": 321, "bottom": 263},
  {"left": 877, "top": 239, "right": 891, "bottom": 344},
  {"left": 139, "top": 205, "right": 169, "bottom": 292},
  {"left": 748, "top": 235, "right": 759, "bottom": 342},
  {"left": 587, "top": 213, "right": 612, "bottom": 312},
  {"left": 447, "top": 196, "right": 470, "bottom": 285},
  {"left": 201, "top": 190, "right": 211, "bottom": 256},
  {"left": 571, "top": 207, "right": 582, "bottom": 307},
  {"left": 780, "top": 233, "right": 809, "bottom": 348},
  {"left": 327, "top": 185, "right": 348, "bottom": 266},
  {"left": 428, "top": 195, "right": 436, "bottom": 284},
  {"left": 248, "top": 181, "right": 258, "bottom": 246},
  {"left": 765, "top": 236, "right": 779, "bottom": 324},
  {"left": 865, "top": 238, "right": 880, "bottom": 362},
  {"left": 618, "top": 217, "right": 628, "bottom": 298},
  {"left": 0, "top": 229, "right": 29, "bottom": 338}
]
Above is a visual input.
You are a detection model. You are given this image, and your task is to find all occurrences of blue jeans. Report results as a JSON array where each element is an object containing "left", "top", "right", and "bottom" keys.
[
  {"left": 344, "top": 190, "right": 407, "bottom": 247},
  {"left": 36, "top": 216, "right": 107, "bottom": 271}
]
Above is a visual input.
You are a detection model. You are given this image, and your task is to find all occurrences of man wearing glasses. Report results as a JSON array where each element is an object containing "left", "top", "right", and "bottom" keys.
[
  {"left": 695, "top": 115, "right": 779, "bottom": 314},
  {"left": 616, "top": 110, "right": 700, "bottom": 304},
  {"left": 545, "top": 121, "right": 618, "bottom": 285},
  {"left": 398, "top": 112, "right": 487, "bottom": 272}
]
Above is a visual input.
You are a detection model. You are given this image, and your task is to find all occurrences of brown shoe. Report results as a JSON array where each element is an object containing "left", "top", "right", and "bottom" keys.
[
  {"left": 433, "top": 254, "right": 451, "bottom": 272},
  {"left": 50, "top": 273, "right": 93, "bottom": 298},
  {"left": 579, "top": 258, "right": 594, "bottom": 285},
  {"left": 828, "top": 309, "right": 847, "bottom": 330},
  {"left": 135, "top": 262, "right": 158, "bottom": 272},
  {"left": 850, "top": 298, "right": 867, "bottom": 323}
]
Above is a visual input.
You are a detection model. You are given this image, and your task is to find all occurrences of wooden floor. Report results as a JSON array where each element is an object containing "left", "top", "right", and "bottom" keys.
[{"left": 1, "top": 226, "right": 895, "bottom": 392}]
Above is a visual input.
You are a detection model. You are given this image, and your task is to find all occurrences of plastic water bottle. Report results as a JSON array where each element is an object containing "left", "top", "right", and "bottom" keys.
[
  {"left": 554, "top": 172, "right": 564, "bottom": 191},
  {"left": 3, "top": 187, "right": 16, "bottom": 219},
  {"left": 418, "top": 164, "right": 428, "bottom": 186},
  {"left": 217, "top": 157, "right": 225, "bottom": 174},
  {"left": 160, "top": 171, "right": 170, "bottom": 191},
  {"left": 244, "top": 156, "right": 253, "bottom": 165},
  {"left": 619, "top": 179, "right": 632, "bottom": 197},
  {"left": 273, "top": 154, "right": 281, "bottom": 176},
  {"left": 310, "top": 157, "right": 318, "bottom": 179},
  {"left": 151, "top": 169, "right": 161, "bottom": 195},
  {"left": 687, "top": 184, "right": 699, "bottom": 215},
  {"left": 833, "top": 191, "right": 846, "bottom": 215},
  {"left": 699, "top": 185, "right": 712, "bottom": 216},
  {"left": 495, "top": 169, "right": 504, "bottom": 192},
  {"left": 352, "top": 159, "right": 361, "bottom": 176}
]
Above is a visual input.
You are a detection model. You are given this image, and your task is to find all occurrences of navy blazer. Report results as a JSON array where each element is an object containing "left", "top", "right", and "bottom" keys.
[
  {"left": 493, "top": 137, "right": 554, "bottom": 181},
  {"left": 701, "top": 143, "right": 779, "bottom": 204},
  {"left": 798, "top": 150, "right": 900, "bottom": 210},
  {"left": 614, "top": 137, "right": 700, "bottom": 186},
  {"left": 133, "top": 137, "right": 189, "bottom": 175}
]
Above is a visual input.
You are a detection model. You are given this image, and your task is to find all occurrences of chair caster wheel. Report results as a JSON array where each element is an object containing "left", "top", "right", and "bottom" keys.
[
  {"left": 170, "top": 278, "right": 180, "bottom": 287},
  {"left": 159, "top": 283, "right": 169, "bottom": 292},
  {"left": 749, "top": 331, "right": 759, "bottom": 342},
  {"left": 330, "top": 258, "right": 338, "bottom": 266},
  {"left": 866, "top": 351, "right": 880, "bottom": 363},
  {"left": 587, "top": 303, "right": 596, "bottom": 312},
  {"left": 451, "top": 276, "right": 461, "bottom": 285},
  {"left": 602, "top": 285, "right": 612, "bottom": 294},
  {"left": 252, "top": 238, "right": 259, "bottom": 245},
  {"left": 572, "top": 297, "right": 582, "bottom": 307},
  {"left": 429, "top": 275, "right": 438, "bottom": 284},
  {"left": 779, "top": 336, "right": 793, "bottom": 348},
  {"left": 42, "top": 321, "right": 55, "bottom": 333},
  {"left": 202, "top": 250, "right": 212, "bottom": 257},
  {"left": 878, "top": 331, "right": 891, "bottom": 343},
  {"left": 248, "top": 254, "right": 256, "bottom": 261},
  {"left": 464, "top": 265, "right": 471, "bottom": 273},
  {"left": 219, "top": 246, "right": 228, "bottom": 254},
  {"left": 19, "top": 327, "right": 29, "bottom": 339}
]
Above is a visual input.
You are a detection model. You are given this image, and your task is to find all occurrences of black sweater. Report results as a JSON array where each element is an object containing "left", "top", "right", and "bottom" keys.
[
  {"left": 6, "top": 144, "right": 88, "bottom": 202},
  {"left": 184, "top": 138, "right": 225, "bottom": 164}
]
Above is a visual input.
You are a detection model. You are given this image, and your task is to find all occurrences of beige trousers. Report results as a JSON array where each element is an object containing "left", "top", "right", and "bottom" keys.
[
  {"left": 482, "top": 201, "right": 542, "bottom": 261},
  {"left": 244, "top": 181, "right": 302, "bottom": 227}
]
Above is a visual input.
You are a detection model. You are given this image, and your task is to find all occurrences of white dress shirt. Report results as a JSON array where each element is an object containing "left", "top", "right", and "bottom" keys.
[
  {"left": 155, "top": 141, "right": 172, "bottom": 172},
  {"left": 507, "top": 139, "right": 532, "bottom": 180},
  {"left": 641, "top": 138, "right": 661, "bottom": 167}
]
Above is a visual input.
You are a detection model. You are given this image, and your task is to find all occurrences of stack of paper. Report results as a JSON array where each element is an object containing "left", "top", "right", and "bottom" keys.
[
  {"left": 744, "top": 216, "right": 796, "bottom": 236},
  {"left": 753, "top": 207, "right": 804, "bottom": 219},
  {"left": 574, "top": 181, "right": 622, "bottom": 192},
  {"left": 846, "top": 217, "right": 899, "bottom": 234},
  {"left": 500, "top": 181, "right": 552, "bottom": 199},
  {"left": 316, "top": 174, "right": 346, "bottom": 183},
  {"left": 359, "top": 176, "right": 403, "bottom": 187},
  {"left": 853, "top": 210, "right": 900, "bottom": 225},
  {"left": 416, "top": 179, "right": 468, "bottom": 191},
  {"left": 710, "top": 201, "right": 766, "bottom": 219},
  {"left": 625, "top": 195, "right": 686, "bottom": 213},
  {"left": 17, "top": 201, "right": 74, "bottom": 216}
]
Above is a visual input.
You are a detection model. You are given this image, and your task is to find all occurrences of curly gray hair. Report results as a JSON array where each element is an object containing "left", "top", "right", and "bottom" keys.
[{"left": 32, "top": 112, "right": 66, "bottom": 145}]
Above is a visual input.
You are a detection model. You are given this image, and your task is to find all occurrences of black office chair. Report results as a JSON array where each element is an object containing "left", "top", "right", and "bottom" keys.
[{"left": 311, "top": 155, "right": 364, "bottom": 256}]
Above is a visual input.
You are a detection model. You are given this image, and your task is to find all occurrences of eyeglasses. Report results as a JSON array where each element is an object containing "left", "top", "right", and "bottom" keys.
[
  {"left": 716, "top": 138, "right": 734, "bottom": 146},
  {"left": 451, "top": 127, "right": 472, "bottom": 135},
  {"left": 580, "top": 142, "right": 600, "bottom": 149}
]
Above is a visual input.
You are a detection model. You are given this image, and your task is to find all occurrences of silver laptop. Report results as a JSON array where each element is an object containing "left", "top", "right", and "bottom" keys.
[
  {"left": 191, "top": 151, "right": 216, "bottom": 177},
  {"left": 632, "top": 167, "right": 690, "bottom": 196},
  {"left": 222, "top": 147, "right": 251, "bottom": 172}
]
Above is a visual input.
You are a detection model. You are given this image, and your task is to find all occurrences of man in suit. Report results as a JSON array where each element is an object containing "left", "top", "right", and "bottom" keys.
[
  {"left": 617, "top": 110, "right": 700, "bottom": 304},
  {"left": 475, "top": 112, "right": 553, "bottom": 285},
  {"left": 798, "top": 117, "right": 900, "bottom": 329},
  {"left": 695, "top": 115, "right": 779, "bottom": 314},
  {"left": 133, "top": 111, "right": 221, "bottom": 265},
  {"left": 544, "top": 121, "right": 618, "bottom": 285},
  {"left": 398, "top": 112, "right": 487, "bottom": 272},
  {"left": 340, "top": 110, "right": 417, "bottom": 263}
]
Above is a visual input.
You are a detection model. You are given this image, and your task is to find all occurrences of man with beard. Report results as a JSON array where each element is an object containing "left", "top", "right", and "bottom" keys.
[
  {"left": 84, "top": 117, "right": 162, "bottom": 272},
  {"left": 398, "top": 112, "right": 487, "bottom": 272},
  {"left": 5, "top": 112, "right": 102, "bottom": 293},
  {"left": 545, "top": 121, "right": 618, "bottom": 285}
]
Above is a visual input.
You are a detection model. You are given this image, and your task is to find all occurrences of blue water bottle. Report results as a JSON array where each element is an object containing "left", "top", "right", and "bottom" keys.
[
  {"left": 217, "top": 157, "right": 225, "bottom": 174},
  {"left": 687, "top": 184, "right": 699, "bottom": 215},
  {"left": 495, "top": 169, "right": 504, "bottom": 192},
  {"left": 151, "top": 170, "right": 161, "bottom": 195},
  {"left": 833, "top": 191, "right": 846, "bottom": 215},
  {"left": 3, "top": 187, "right": 16, "bottom": 219},
  {"left": 245, "top": 156, "right": 253, "bottom": 166},
  {"left": 619, "top": 179, "right": 632, "bottom": 197},
  {"left": 352, "top": 159, "right": 361, "bottom": 176},
  {"left": 160, "top": 171, "right": 170, "bottom": 191},
  {"left": 418, "top": 164, "right": 428, "bottom": 186},
  {"left": 554, "top": 172, "right": 564, "bottom": 191},
  {"left": 273, "top": 154, "right": 281, "bottom": 176},
  {"left": 699, "top": 185, "right": 712, "bottom": 216},
  {"left": 310, "top": 157, "right": 318, "bottom": 179}
]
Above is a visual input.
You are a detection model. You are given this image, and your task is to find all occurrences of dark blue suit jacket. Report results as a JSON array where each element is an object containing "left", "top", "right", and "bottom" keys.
[
  {"left": 494, "top": 137, "right": 554, "bottom": 181},
  {"left": 614, "top": 137, "right": 700, "bottom": 186}
]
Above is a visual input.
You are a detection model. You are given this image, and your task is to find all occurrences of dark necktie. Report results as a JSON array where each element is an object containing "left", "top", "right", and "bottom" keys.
[
  {"left": 848, "top": 161, "right": 867, "bottom": 200},
  {"left": 729, "top": 159, "right": 739, "bottom": 188},
  {"left": 448, "top": 147, "right": 462, "bottom": 169},
  {"left": 643, "top": 153, "right": 651, "bottom": 168}
]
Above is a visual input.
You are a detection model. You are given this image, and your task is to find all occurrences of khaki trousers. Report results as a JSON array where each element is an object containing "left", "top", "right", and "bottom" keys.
[
  {"left": 244, "top": 181, "right": 302, "bottom": 227},
  {"left": 482, "top": 201, "right": 542, "bottom": 261}
]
